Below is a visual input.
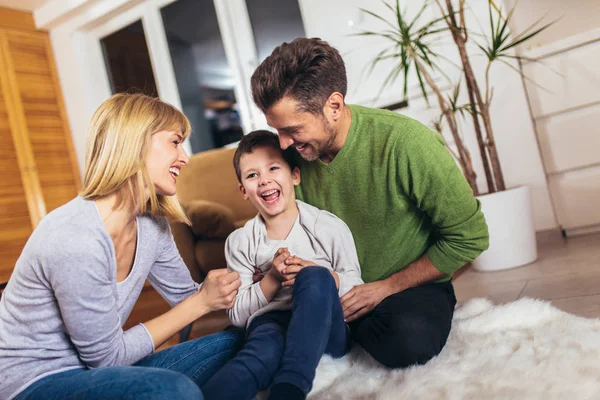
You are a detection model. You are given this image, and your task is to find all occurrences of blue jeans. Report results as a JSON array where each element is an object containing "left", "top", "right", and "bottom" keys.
[
  {"left": 15, "top": 329, "right": 244, "bottom": 400},
  {"left": 202, "top": 266, "right": 349, "bottom": 400}
]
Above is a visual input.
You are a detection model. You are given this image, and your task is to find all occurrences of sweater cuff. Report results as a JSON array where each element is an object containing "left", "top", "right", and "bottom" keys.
[
  {"left": 253, "top": 282, "right": 269, "bottom": 307},
  {"left": 337, "top": 274, "right": 351, "bottom": 297},
  {"left": 137, "top": 323, "right": 156, "bottom": 354},
  {"left": 426, "top": 243, "right": 462, "bottom": 278}
]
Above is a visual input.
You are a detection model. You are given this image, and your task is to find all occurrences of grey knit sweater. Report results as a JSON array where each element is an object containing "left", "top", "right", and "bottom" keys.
[{"left": 0, "top": 197, "right": 200, "bottom": 399}]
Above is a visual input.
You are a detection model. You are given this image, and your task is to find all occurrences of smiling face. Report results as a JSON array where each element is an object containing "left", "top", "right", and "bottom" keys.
[
  {"left": 145, "top": 130, "right": 189, "bottom": 196},
  {"left": 239, "top": 145, "right": 301, "bottom": 221},
  {"left": 265, "top": 96, "right": 338, "bottom": 162}
]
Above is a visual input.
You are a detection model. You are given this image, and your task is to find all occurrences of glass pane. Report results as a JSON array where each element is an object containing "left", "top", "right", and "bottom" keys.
[
  {"left": 161, "top": 0, "right": 244, "bottom": 154},
  {"left": 246, "top": 0, "right": 306, "bottom": 62},
  {"left": 101, "top": 20, "right": 158, "bottom": 96}
]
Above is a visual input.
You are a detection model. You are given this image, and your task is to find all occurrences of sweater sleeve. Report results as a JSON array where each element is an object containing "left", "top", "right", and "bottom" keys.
[
  {"left": 147, "top": 219, "right": 200, "bottom": 307},
  {"left": 47, "top": 232, "right": 154, "bottom": 368},
  {"left": 396, "top": 122, "right": 489, "bottom": 277},
  {"left": 225, "top": 230, "right": 268, "bottom": 328},
  {"left": 315, "top": 211, "right": 364, "bottom": 296}
]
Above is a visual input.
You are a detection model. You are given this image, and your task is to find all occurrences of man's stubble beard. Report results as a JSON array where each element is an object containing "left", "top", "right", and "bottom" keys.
[{"left": 299, "top": 118, "right": 337, "bottom": 162}]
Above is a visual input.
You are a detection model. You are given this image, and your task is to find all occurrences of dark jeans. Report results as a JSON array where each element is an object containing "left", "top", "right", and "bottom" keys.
[
  {"left": 350, "top": 280, "right": 456, "bottom": 369},
  {"left": 202, "top": 266, "right": 349, "bottom": 400},
  {"left": 15, "top": 329, "right": 244, "bottom": 400}
]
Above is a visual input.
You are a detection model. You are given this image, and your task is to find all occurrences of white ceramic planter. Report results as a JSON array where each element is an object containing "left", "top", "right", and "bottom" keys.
[{"left": 472, "top": 185, "right": 537, "bottom": 272}]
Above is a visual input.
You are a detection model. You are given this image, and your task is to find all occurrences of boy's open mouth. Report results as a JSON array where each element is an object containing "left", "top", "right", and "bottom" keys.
[{"left": 260, "top": 189, "right": 280, "bottom": 204}]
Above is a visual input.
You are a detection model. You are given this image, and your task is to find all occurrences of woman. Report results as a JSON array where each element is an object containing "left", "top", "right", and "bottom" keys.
[{"left": 0, "top": 93, "right": 243, "bottom": 400}]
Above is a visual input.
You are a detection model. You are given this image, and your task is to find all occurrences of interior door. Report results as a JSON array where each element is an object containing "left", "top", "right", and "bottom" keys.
[
  {"left": 3, "top": 29, "right": 80, "bottom": 214},
  {"left": 0, "top": 36, "right": 33, "bottom": 284}
]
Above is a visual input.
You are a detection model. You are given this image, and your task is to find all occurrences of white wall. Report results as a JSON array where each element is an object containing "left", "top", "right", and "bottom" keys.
[
  {"left": 504, "top": 0, "right": 600, "bottom": 51},
  {"left": 39, "top": 0, "right": 561, "bottom": 231},
  {"left": 48, "top": 26, "right": 97, "bottom": 175},
  {"left": 299, "top": 0, "right": 458, "bottom": 108},
  {"left": 0, "top": 0, "right": 48, "bottom": 12},
  {"left": 299, "top": 0, "right": 557, "bottom": 231}
]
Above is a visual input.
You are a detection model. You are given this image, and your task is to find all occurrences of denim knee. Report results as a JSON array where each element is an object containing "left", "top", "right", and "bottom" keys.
[
  {"left": 295, "top": 266, "right": 335, "bottom": 289},
  {"left": 218, "top": 328, "right": 245, "bottom": 352},
  {"left": 144, "top": 370, "right": 203, "bottom": 400}
]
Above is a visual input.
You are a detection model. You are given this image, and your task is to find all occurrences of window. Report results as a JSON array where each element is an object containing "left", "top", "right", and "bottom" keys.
[
  {"left": 246, "top": 0, "right": 306, "bottom": 62},
  {"left": 101, "top": 20, "right": 158, "bottom": 96},
  {"left": 161, "top": 0, "right": 244, "bottom": 153}
]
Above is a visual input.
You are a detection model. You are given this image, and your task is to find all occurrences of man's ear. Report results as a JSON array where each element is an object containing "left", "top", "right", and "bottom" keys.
[
  {"left": 239, "top": 183, "right": 249, "bottom": 200},
  {"left": 292, "top": 166, "right": 301, "bottom": 186},
  {"left": 324, "top": 92, "right": 345, "bottom": 121}
]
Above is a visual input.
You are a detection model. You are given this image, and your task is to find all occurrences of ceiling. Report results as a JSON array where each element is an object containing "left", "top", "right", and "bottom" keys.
[{"left": 0, "top": 0, "right": 48, "bottom": 12}]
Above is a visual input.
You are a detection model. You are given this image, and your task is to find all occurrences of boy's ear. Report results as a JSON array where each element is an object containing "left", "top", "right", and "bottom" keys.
[
  {"left": 239, "top": 183, "right": 249, "bottom": 200},
  {"left": 292, "top": 167, "right": 301, "bottom": 186}
]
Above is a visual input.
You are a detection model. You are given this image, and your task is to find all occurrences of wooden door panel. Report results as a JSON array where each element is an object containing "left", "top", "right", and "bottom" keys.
[
  {"left": 0, "top": 86, "right": 31, "bottom": 283},
  {"left": 4, "top": 29, "right": 79, "bottom": 215},
  {"left": 23, "top": 113, "right": 63, "bottom": 129}
]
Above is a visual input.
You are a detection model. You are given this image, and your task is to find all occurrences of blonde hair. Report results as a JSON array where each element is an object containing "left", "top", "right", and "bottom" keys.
[{"left": 81, "top": 93, "right": 191, "bottom": 224}]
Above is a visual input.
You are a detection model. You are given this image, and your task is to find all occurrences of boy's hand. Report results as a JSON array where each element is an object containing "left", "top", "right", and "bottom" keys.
[
  {"left": 281, "top": 256, "right": 316, "bottom": 287},
  {"left": 268, "top": 247, "right": 290, "bottom": 282}
]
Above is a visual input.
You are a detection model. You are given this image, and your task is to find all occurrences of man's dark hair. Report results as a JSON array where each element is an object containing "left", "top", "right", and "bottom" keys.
[
  {"left": 233, "top": 130, "right": 297, "bottom": 183},
  {"left": 250, "top": 37, "right": 347, "bottom": 115}
]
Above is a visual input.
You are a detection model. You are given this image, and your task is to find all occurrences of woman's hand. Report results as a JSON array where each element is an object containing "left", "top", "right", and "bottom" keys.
[
  {"left": 195, "top": 269, "right": 241, "bottom": 313},
  {"left": 143, "top": 270, "right": 239, "bottom": 349}
]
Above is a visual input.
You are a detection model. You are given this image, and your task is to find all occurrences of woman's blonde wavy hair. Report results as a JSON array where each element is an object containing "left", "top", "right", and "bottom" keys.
[{"left": 81, "top": 93, "right": 191, "bottom": 224}]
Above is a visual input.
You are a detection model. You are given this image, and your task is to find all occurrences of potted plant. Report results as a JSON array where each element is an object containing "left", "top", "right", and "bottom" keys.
[{"left": 356, "top": 0, "right": 554, "bottom": 271}]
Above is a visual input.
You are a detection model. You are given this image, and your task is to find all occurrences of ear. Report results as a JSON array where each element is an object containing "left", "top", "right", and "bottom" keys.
[
  {"left": 239, "top": 183, "right": 249, "bottom": 200},
  {"left": 291, "top": 166, "right": 301, "bottom": 186},
  {"left": 324, "top": 92, "right": 345, "bottom": 121}
]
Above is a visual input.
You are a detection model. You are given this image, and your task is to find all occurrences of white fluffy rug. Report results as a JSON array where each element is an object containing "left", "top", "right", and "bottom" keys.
[{"left": 305, "top": 298, "right": 600, "bottom": 400}]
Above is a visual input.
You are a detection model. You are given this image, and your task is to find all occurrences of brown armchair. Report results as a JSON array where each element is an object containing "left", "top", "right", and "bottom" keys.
[{"left": 171, "top": 147, "right": 257, "bottom": 283}]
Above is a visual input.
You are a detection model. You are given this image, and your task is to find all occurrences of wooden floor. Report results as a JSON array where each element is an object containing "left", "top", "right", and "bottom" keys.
[{"left": 453, "top": 231, "right": 600, "bottom": 318}]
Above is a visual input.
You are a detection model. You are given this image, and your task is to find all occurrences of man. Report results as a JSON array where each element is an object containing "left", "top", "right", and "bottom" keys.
[{"left": 250, "top": 37, "right": 489, "bottom": 369}]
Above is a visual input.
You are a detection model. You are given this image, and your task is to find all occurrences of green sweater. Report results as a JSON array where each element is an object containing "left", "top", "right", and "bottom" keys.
[{"left": 295, "top": 105, "right": 489, "bottom": 283}]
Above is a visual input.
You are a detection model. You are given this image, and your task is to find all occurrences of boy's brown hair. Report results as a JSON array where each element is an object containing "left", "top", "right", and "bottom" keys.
[
  {"left": 250, "top": 37, "right": 347, "bottom": 115},
  {"left": 233, "top": 130, "right": 297, "bottom": 183}
]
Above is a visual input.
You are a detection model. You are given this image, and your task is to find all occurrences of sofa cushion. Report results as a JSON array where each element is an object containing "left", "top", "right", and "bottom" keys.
[
  {"left": 176, "top": 147, "right": 257, "bottom": 222},
  {"left": 170, "top": 222, "right": 202, "bottom": 282},
  {"left": 185, "top": 200, "right": 236, "bottom": 239},
  {"left": 195, "top": 240, "right": 228, "bottom": 274},
  {"left": 234, "top": 218, "right": 251, "bottom": 229}
]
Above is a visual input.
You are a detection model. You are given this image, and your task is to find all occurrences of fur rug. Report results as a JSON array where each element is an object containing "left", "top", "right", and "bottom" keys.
[{"left": 306, "top": 298, "right": 600, "bottom": 400}]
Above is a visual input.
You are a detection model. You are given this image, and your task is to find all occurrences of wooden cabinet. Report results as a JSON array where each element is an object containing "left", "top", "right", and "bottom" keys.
[{"left": 0, "top": 9, "right": 80, "bottom": 284}]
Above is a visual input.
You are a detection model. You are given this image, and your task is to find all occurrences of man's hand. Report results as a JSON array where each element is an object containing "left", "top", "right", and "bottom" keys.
[
  {"left": 341, "top": 255, "right": 444, "bottom": 322},
  {"left": 341, "top": 280, "right": 394, "bottom": 322},
  {"left": 281, "top": 256, "right": 316, "bottom": 287}
]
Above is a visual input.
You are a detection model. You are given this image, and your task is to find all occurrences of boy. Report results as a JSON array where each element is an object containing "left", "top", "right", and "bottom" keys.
[{"left": 201, "top": 130, "right": 363, "bottom": 400}]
